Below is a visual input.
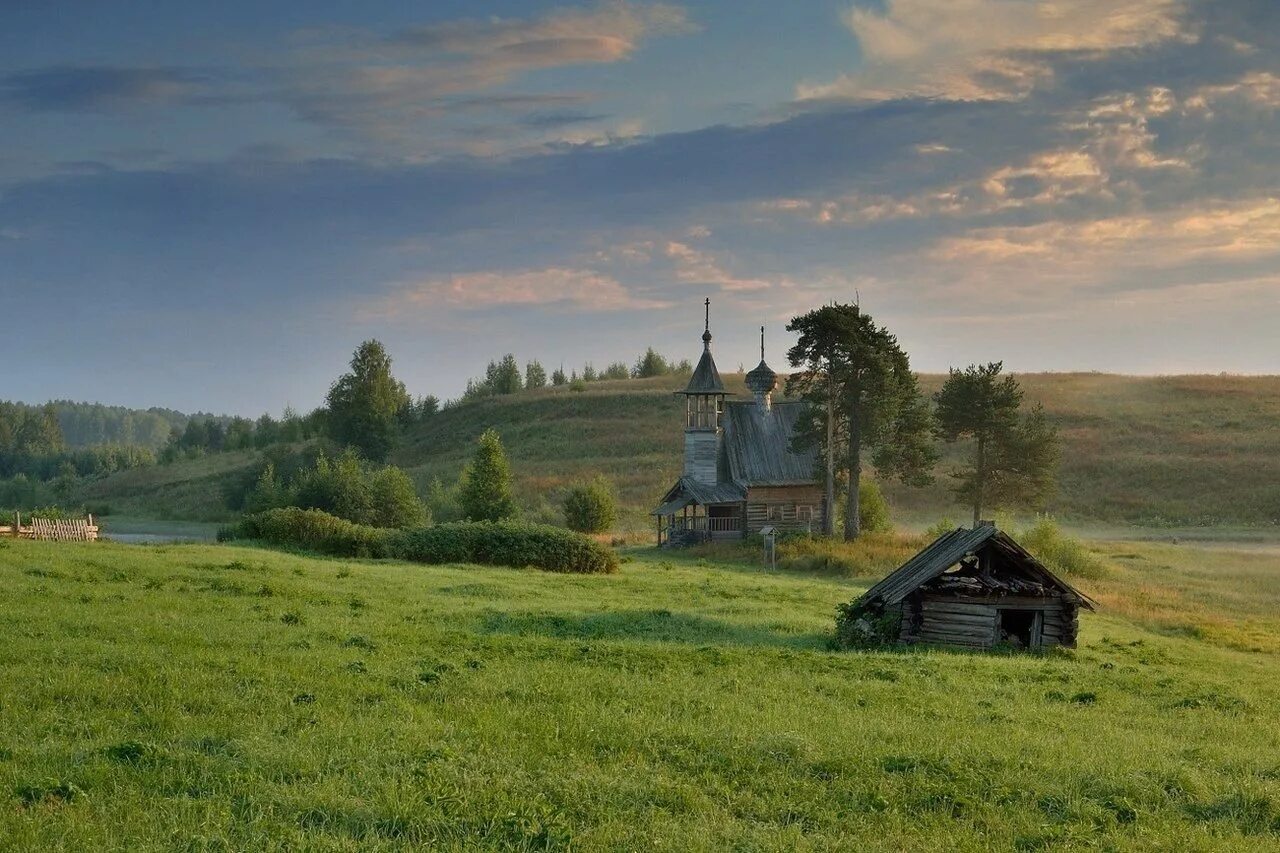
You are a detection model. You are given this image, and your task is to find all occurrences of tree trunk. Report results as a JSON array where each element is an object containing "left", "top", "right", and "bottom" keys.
[
  {"left": 845, "top": 411, "right": 862, "bottom": 542},
  {"left": 972, "top": 435, "right": 986, "bottom": 527},
  {"left": 823, "top": 369, "right": 836, "bottom": 537}
]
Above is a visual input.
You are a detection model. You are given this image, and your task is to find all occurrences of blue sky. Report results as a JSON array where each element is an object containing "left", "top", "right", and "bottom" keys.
[{"left": 3, "top": 0, "right": 1279, "bottom": 414}]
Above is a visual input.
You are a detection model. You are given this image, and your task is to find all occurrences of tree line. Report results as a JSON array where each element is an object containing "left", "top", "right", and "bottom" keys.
[{"left": 462, "top": 348, "right": 693, "bottom": 400}]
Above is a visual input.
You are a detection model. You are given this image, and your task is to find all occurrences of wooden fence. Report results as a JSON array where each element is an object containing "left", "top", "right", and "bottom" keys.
[{"left": 0, "top": 513, "right": 99, "bottom": 541}]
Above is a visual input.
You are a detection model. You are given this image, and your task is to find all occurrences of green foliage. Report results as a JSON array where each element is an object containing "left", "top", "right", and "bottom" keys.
[
  {"left": 458, "top": 429, "right": 517, "bottom": 522},
  {"left": 601, "top": 361, "right": 630, "bottom": 380},
  {"left": 465, "top": 354, "right": 524, "bottom": 399},
  {"left": 833, "top": 602, "right": 902, "bottom": 649},
  {"left": 425, "top": 476, "right": 463, "bottom": 523},
  {"left": 525, "top": 361, "right": 547, "bottom": 390},
  {"left": 1018, "top": 516, "right": 1110, "bottom": 580},
  {"left": 857, "top": 479, "right": 893, "bottom": 534},
  {"left": 233, "top": 507, "right": 391, "bottom": 557},
  {"left": 389, "top": 521, "right": 618, "bottom": 574},
  {"left": 551, "top": 366, "right": 567, "bottom": 386},
  {"left": 561, "top": 476, "right": 618, "bottom": 534},
  {"left": 367, "top": 465, "right": 429, "bottom": 529},
  {"left": 935, "top": 362, "right": 1061, "bottom": 523},
  {"left": 786, "top": 304, "right": 937, "bottom": 540},
  {"left": 325, "top": 340, "right": 412, "bottom": 463},
  {"left": 924, "top": 516, "right": 959, "bottom": 539},
  {"left": 632, "top": 347, "right": 672, "bottom": 378},
  {"left": 242, "top": 450, "right": 425, "bottom": 529}
]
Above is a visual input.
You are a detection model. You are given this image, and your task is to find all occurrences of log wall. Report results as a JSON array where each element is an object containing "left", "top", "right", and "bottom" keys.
[
  {"left": 745, "top": 485, "right": 825, "bottom": 535},
  {"left": 901, "top": 592, "right": 1078, "bottom": 649}
]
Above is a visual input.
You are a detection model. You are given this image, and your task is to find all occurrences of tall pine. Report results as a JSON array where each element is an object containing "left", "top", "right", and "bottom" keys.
[
  {"left": 934, "top": 362, "right": 1060, "bottom": 525},
  {"left": 787, "top": 304, "right": 936, "bottom": 540}
]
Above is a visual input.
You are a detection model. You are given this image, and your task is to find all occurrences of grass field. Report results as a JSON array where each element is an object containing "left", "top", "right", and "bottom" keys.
[
  {"left": 74, "top": 372, "right": 1280, "bottom": 533},
  {"left": 3, "top": 536, "right": 1278, "bottom": 850}
]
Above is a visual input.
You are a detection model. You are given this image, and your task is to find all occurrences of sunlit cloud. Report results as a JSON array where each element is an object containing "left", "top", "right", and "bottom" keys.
[
  {"left": 798, "top": 0, "right": 1189, "bottom": 103},
  {"left": 368, "top": 266, "right": 671, "bottom": 319}
]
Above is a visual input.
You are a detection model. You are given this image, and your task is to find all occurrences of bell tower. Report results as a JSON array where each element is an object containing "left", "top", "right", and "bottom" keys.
[{"left": 677, "top": 298, "right": 727, "bottom": 485}]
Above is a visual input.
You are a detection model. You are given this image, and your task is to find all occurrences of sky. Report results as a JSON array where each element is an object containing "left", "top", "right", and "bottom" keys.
[{"left": 2, "top": 0, "right": 1279, "bottom": 415}]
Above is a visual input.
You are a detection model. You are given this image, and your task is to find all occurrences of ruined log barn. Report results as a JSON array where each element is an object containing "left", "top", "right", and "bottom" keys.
[
  {"left": 853, "top": 524, "right": 1096, "bottom": 649},
  {"left": 653, "top": 300, "right": 826, "bottom": 546}
]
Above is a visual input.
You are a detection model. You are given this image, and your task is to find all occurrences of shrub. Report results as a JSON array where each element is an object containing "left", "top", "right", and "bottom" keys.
[
  {"left": 293, "top": 450, "right": 373, "bottom": 524},
  {"left": 458, "top": 429, "right": 517, "bottom": 522},
  {"left": 367, "top": 466, "right": 429, "bottom": 528},
  {"left": 425, "top": 476, "right": 463, "bottom": 523},
  {"left": 923, "top": 516, "right": 959, "bottom": 539},
  {"left": 234, "top": 508, "right": 390, "bottom": 558},
  {"left": 237, "top": 450, "right": 426, "bottom": 529},
  {"left": 390, "top": 521, "right": 618, "bottom": 574},
  {"left": 561, "top": 476, "right": 618, "bottom": 534},
  {"left": 833, "top": 601, "right": 902, "bottom": 649},
  {"left": 1018, "top": 516, "right": 1109, "bottom": 580},
  {"left": 858, "top": 479, "right": 893, "bottom": 534}
]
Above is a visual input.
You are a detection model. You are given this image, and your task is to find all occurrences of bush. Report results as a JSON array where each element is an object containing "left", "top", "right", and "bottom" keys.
[
  {"left": 561, "top": 476, "right": 618, "bottom": 534},
  {"left": 833, "top": 601, "right": 902, "bottom": 649},
  {"left": 234, "top": 508, "right": 390, "bottom": 558},
  {"left": 238, "top": 449, "right": 426, "bottom": 529},
  {"left": 390, "top": 521, "right": 618, "bottom": 574},
  {"left": 367, "top": 466, "right": 429, "bottom": 528},
  {"left": 923, "top": 516, "right": 959, "bottom": 539},
  {"left": 858, "top": 479, "right": 893, "bottom": 534},
  {"left": 1018, "top": 516, "right": 1109, "bottom": 580}
]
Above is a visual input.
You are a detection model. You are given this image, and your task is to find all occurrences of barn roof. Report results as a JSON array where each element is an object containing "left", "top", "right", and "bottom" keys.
[
  {"left": 722, "top": 401, "right": 819, "bottom": 487},
  {"left": 652, "top": 476, "right": 747, "bottom": 515},
  {"left": 857, "top": 526, "right": 1096, "bottom": 610}
]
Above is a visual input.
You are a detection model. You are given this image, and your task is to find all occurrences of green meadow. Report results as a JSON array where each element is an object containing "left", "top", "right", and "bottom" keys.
[{"left": 2, "top": 537, "right": 1278, "bottom": 850}]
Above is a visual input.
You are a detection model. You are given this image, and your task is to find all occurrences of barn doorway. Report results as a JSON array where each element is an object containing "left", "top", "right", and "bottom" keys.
[{"left": 998, "top": 609, "right": 1042, "bottom": 649}]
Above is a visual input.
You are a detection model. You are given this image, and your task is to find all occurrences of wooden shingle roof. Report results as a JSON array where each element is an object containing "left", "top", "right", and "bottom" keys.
[
  {"left": 856, "top": 526, "right": 1096, "bottom": 610},
  {"left": 680, "top": 348, "right": 726, "bottom": 395},
  {"left": 721, "top": 401, "right": 819, "bottom": 487},
  {"left": 652, "top": 476, "right": 747, "bottom": 515}
]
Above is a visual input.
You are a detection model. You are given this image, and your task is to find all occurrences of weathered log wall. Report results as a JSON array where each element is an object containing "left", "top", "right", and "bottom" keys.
[
  {"left": 901, "top": 593, "right": 1078, "bottom": 649},
  {"left": 744, "top": 485, "right": 825, "bottom": 535}
]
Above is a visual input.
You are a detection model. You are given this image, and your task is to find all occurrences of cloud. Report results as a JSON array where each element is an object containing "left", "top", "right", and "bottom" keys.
[
  {"left": 0, "top": 66, "right": 218, "bottom": 112},
  {"left": 279, "top": 2, "right": 693, "bottom": 139},
  {"left": 800, "top": 0, "right": 1189, "bottom": 102},
  {"left": 932, "top": 197, "right": 1280, "bottom": 271},
  {"left": 369, "top": 267, "right": 670, "bottom": 318},
  {"left": 663, "top": 240, "right": 773, "bottom": 291}
]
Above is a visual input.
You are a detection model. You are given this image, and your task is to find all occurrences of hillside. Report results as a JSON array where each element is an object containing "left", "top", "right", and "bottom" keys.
[
  {"left": 2, "top": 538, "right": 1278, "bottom": 848},
  {"left": 395, "top": 372, "right": 1280, "bottom": 529},
  {"left": 78, "top": 373, "right": 1280, "bottom": 529}
]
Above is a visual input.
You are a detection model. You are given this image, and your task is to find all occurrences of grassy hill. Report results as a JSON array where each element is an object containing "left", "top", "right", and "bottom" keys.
[
  {"left": 78, "top": 373, "right": 1280, "bottom": 531},
  {"left": 2, "top": 537, "right": 1278, "bottom": 848},
  {"left": 398, "top": 372, "right": 1280, "bottom": 530}
]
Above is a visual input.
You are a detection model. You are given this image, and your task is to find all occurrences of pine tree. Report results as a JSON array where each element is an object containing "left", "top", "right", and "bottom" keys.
[
  {"left": 458, "top": 429, "right": 518, "bottom": 522},
  {"left": 935, "top": 362, "right": 1060, "bottom": 525},
  {"left": 787, "top": 304, "right": 936, "bottom": 540}
]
